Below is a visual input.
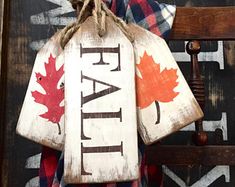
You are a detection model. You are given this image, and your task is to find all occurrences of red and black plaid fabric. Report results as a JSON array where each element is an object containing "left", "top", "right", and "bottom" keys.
[
  {"left": 39, "top": 146, "right": 61, "bottom": 187},
  {"left": 104, "top": 0, "right": 175, "bottom": 38}
]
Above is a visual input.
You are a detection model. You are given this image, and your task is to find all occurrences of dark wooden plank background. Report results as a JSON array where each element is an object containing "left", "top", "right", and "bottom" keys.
[
  {"left": 0, "top": 0, "right": 4, "bottom": 61},
  {"left": 1, "top": 1, "right": 43, "bottom": 186},
  {"left": 0, "top": 1, "right": 75, "bottom": 186},
  {"left": 0, "top": 0, "right": 5, "bottom": 186},
  {"left": 0, "top": 0, "right": 9, "bottom": 186},
  {"left": 169, "top": 7, "right": 235, "bottom": 40}
]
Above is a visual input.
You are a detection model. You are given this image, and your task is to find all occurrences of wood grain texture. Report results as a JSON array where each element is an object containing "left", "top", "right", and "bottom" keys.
[
  {"left": 0, "top": 0, "right": 9, "bottom": 186},
  {"left": 0, "top": 0, "right": 4, "bottom": 184},
  {"left": 64, "top": 17, "right": 138, "bottom": 183},
  {"left": 129, "top": 23, "right": 203, "bottom": 145},
  {"left": 16, "top": 31, "right": 65, "bottom": 150},
  {"left": 1, "top": 1, "right": 61, "bottom": 186},
  {"left": 147, "top": 145, "right": 235, "bottom": 166},
  {"left": 0, "top": 0, "right": 4, "bottom": 71},
  {"left": 170, "top": 7, "right": 235, "bottom": 40}
]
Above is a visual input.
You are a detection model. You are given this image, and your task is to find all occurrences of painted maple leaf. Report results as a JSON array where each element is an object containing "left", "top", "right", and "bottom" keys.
[
  {"left": 32, "top": 54, "right": 64, "bottom": 134},
  {"left": 136, "top": 51, "right": 179, "bottom": 124}
]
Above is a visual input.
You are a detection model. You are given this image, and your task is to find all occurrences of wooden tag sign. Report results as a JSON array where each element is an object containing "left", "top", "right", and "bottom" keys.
[
  {"left": 16, "top": 31, "right": 65, "bottom": 150},
  {"left": 64, "top": 17, "right": 138, "bottom": 183},
  {"left": 129, "top": 24, "right": 204, "bottom": 144}
]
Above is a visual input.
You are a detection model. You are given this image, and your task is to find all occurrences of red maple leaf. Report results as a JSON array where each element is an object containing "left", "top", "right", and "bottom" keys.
[
  {"left": 136, "top": 51, "right": 179, "bottom": 109},
  {"left": 32, "top": 54, "right": 64, "bottom": 134}
]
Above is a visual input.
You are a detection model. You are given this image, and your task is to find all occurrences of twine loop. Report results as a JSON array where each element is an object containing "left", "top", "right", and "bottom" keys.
[{"left": 60, "top": 0, "right": 134, "bottom": 49}]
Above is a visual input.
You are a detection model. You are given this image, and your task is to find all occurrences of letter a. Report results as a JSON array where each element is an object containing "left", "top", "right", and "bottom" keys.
[{"left": 81, "top": 72, "right": 121, "bottom": 106}]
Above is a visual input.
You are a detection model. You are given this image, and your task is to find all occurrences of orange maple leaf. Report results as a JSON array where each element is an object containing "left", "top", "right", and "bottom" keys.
[{"left": 136, "top": 51, "right": 179, "bottom": 109}]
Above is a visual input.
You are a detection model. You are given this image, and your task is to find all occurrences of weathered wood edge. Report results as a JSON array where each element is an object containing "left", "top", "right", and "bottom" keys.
[
  {"left": 146, "top": 145, "right": 235, "bottom": 165},
  {"left": 169, "top": 7, "right": 235, "bottom": 40},
  {"left": 0, "top": 0, "right": 10, "bottom": 186}
]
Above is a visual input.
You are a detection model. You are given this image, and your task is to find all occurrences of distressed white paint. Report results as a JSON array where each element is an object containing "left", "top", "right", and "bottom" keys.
[
  {"left": 191, "top": 166, "right": 230, "bottom": 187},
  {"left": 25, "top": 154, "right": 40, "bottom": 187},
  {"left": 30, "top": 40, "right": 48, "bottom": 51},
  {"left": 173, "top": 41, "right": 224, "bottom": 70},
  {"left": 25, "top": 153, "right": 41, "bottom": 169},
  {"left": 163, "top": 165, "right": 186, "bottom": 187},
  {"left": 30, "top": 0, "right": 75, "bottom": 26},
  {"left": 129, "top": 23, "right": 203, "bottom": 145},
  {"left": 163, "top": 165, "right": 230, "bottom": 187},
  {"left": 64, "top": 17, "right": 138, "bottom": 183},
  {"left": 25, "top": 176, "right": 40, "bottom": 187},
  {"left": 181, "top": 112, "right": 228, "bottom": 140},
  {"left": 17, "top": 31, "right": 65, "bottom": 150}
]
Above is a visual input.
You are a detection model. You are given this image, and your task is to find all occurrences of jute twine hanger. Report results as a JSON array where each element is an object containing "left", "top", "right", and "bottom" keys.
[{"left": 60, "top": 0, "right": 134, "bottom": 49}]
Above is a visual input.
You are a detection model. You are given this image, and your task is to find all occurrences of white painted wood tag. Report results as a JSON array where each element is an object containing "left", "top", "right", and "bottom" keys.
[
  {"left": 129, "top": 23, "right": 204, "bottom": 145},
  {"left": 16, "top": 31, "right": 65, "bottom": 150},
  {"left": 64, "top": 17, "right": 139, "bottom": 183}
]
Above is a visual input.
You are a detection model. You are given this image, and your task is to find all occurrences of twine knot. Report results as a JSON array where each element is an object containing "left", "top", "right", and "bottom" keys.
[{"left": 60, "top": 0, "right": 134, "bottom": 49}]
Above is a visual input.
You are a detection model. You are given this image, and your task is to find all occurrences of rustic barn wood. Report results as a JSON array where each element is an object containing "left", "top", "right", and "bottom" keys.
[
  {"left": 0, "top": 0, "right": 4, "bottom": 70},
  {"left": 147, "top": 145, "right": 235, "bottom": 166},
  {"left": 169, "top": 7, "right": 235, "bottom": 40},
  {"left": 64, "top": 17, "right": 138, "bottom": 183},
  {"left": 16, "top": 31, "right": 65, "bottom": 150},
  {"left": 0, "top": 0, "right": 9, "bottom": 185},
  {"left": 0, "top": 0, "right": 3, "bottom": 184},
  {"left": 129, "top": 23, "right": 203, "bottom": 145}
]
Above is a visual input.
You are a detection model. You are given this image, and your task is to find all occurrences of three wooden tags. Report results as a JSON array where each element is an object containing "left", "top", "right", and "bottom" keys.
[{"left": 16, "top": 10, "right": 203, "bottom": 184}]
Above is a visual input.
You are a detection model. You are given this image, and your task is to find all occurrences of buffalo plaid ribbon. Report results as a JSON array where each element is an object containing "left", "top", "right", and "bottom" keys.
[{"left": 39, "top": 0, "right": 176, "bottom": 186}]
